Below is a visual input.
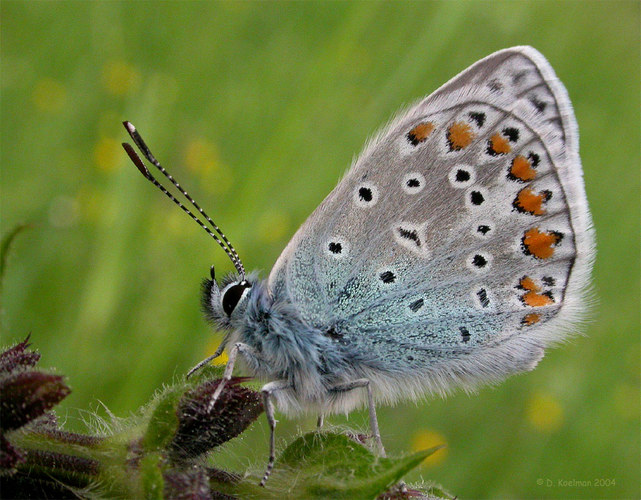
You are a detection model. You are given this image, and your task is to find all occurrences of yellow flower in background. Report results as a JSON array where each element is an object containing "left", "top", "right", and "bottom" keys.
[
  {"left": 411, "top": 429, "right": 447, "bottom": 467},
  {"left": 102, "top": 60, "right": 140, "bottom": 96},
  {"left": 206, "top": 337, "right": 228, "bottom": 366},
  {"left": 185, "top": 139, "right": 220, "bottom": 174},
  {"left": 257, "top": 209, "right": 290, "bottom": 244},
  {"left": 184, "top": 138, "right": 233, "bottom": 196},
  {"left": 94, "top": 136, "right": 122, "bottom": 172},
  {"left": 526, "top": 391, "right": 564, "bottom": 433},
  {"left": 32, "top": 78, "right": 67, "bottom": 113}
]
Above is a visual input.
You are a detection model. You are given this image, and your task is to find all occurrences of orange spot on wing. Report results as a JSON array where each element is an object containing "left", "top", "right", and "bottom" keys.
[
  {"left": 407, "top": 122, "right": 435, "bottom": 145},
  {"left": 519, "top": 276, "right": 539, "bottom": 291},
  {"left": 522, "top": 313, "right": 541, "bottom": 326},
  {"left": 514, "top": 187, "right": 548, "bottom": 215},
  {"left": 447, "top": 121, "right": 474, "bottom": 150},
  {"left": 522, "top": 227, "right": 562, "bottom": 259},
  {"left": 488, "top": 132, "right": 511, "bottom": 155},
  {"left": 518, "top": 275, "right": 555, "bottom": 308},
  {"left": 523, "top": 291, "right": 554, "bottom": 307},
  {"left": 510, "top": 155, "right": 536, "bottom": 181}
]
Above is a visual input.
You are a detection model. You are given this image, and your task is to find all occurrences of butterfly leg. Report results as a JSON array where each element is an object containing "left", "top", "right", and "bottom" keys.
[
  {"left": 317, "top": 413, "right": 325, "bottom": 429},
  {"left": 329, "top": 378, "right": 385, "bottom": 457},
  {"left": 206, "top": 342, "right": 257, "bottom": 412},
  {"left": 260, "top": 380, "right": 291, "bottom": 487},
  {"left": 185, "top": 341, "right": 227, "bottom": 379}
]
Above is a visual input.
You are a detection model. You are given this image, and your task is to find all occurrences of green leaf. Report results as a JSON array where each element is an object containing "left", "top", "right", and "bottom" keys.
[
  {"left": 141, "top": 386, "right": 183, "bottom": 452},
  {"left": 139, "top": 452, "right": 164, "bottom": 500},
  {"left": 415, "top": 482, "right": 456, "bottom": 499},
  {"left": 0, "top": 223, "right": 30, "bottom": 309},
  {"left": 228, "top": 432, "right": 443, "bottom": 499}
]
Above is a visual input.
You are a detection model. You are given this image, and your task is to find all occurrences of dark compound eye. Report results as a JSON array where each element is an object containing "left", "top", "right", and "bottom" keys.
[{"left": 222, "top": 281, "right": 252, "bottom": 316}]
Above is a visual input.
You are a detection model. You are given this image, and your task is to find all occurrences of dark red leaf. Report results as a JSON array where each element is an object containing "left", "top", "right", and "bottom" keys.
[
  {"left": 0, "top": 371, "right": 70, "bottom": 431},
  {"left": 170, "top": 378, "right": 262, "bottom": 460},
  {"left": 0, "top": 335, "right": 40, "bottom": 374}
]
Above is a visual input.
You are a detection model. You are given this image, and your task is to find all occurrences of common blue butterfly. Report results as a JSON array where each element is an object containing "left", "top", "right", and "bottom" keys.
[{"left": 122, "top": 46, "right": 594, "bottom": 485}]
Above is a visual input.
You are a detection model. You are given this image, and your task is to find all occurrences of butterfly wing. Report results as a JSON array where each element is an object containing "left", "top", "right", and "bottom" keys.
[{"left": 268, "top": 46, "right": 594, "bottom": 396}]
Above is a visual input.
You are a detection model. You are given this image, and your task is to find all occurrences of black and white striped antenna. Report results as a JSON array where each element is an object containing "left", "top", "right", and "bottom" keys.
[{"left": 122, "top": 121, "right": 245, "bottom": 279}]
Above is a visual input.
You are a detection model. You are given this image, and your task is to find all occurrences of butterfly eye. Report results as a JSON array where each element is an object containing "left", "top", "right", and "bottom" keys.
[{"left": 221, "top": 281, "right": 252, "bottom": 316}]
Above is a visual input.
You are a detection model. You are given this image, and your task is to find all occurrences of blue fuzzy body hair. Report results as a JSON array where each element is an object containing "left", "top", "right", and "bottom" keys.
[{"left": 204, "top": 273, "right": 380, "bottom": 415}]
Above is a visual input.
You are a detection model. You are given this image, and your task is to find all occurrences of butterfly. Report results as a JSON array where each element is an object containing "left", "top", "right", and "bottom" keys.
[{"left": 122, "top": 46, "right": 594, "bottom": 486}]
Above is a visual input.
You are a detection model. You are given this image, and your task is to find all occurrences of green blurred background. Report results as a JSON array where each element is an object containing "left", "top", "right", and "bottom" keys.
[{"left": 1, "top": 1, "right": 639, "bottom": 498}]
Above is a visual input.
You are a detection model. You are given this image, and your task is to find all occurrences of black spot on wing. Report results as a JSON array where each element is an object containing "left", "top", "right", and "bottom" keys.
[
  {"left": 477, "top": 288, "right": 490, "bottom": 308},
  {"left": 455, "top": 169, "right": 470, "bottom": 182},
  {"left": 503, "top": 127, "right": 520, "bottom": 142},
  {"left": 469, "top": 111, "right": 486, "bottom": 127},
  {"left": 328, "top": 242, "right": 342, "bottom": 254},
  {"left": 409, "top": 298, "right": 424, "bottom": 312},
  {"left": 529, "top": 94, "right": 547, "bottom": 113},
  {"left": 472, "top": 254, "right": 488, "bottom": 268},
  {"left": 470, "top": 191, "right": 484, "bottom": 205},
  {"left": 397, "top": 227, "right": 421, "bottom": 247},
  {"left": 379, "top": 271, "right": 396, "bottom": 284},
  {"left": 359, "top": 187, "right": 373, "bottom": 202}
]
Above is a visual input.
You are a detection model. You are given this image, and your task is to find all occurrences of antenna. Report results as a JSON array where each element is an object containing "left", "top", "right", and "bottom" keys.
[{"left": 122, "top": 121, "right": 245, "bottom": 279}]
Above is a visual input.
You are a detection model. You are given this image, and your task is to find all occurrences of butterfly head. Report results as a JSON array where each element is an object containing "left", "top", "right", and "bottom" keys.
[
  {"left": 121, "top": 121, "right": 252, "bottom": 329},
  {"left": 202, "top": 265, "right": 253, "bottom": 328}
]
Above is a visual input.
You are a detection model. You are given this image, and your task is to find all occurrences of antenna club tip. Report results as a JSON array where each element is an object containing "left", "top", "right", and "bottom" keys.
[
  {"left": 123, "top": 121, "right": 136, "bottom": 133},
  {"left": 122, "top": 142, "right": 152, "bottom": 180}
]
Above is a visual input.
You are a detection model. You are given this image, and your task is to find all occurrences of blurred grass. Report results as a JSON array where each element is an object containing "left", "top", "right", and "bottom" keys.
[{"left": 1, "top": 1, "right": 639, "bottom": 498}]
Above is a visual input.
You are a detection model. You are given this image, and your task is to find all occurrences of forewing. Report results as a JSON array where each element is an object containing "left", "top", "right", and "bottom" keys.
[{"left": 268, "top": 47, "right": 594, "bottom": 380}]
